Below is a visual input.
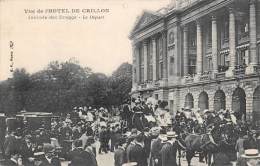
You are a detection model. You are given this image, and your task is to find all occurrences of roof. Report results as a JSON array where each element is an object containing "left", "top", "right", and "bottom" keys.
[{"left": 129, "top": 10, "right": 163, "bottom": 38}]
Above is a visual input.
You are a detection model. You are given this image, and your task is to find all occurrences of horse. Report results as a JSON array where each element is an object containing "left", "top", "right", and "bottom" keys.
[
  {"left": 180, "top": 121, "right": 242, "bottom": 166},
  {"left": 181, "top": 124, "right": 222, "bottom": 166}
]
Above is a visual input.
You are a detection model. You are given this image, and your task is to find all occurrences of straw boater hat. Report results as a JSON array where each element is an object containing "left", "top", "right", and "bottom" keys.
[
  {"left": 122, "top": 162, "right": 137, "bottom": 166},
  {"left": 159, "top": 134, "right": 168, "bottom": 142},
  {"left": 166, "top": 131, "right": 178, "bottom": 138},
  {"left": 204, "top": 109, "right": 210, "bottom": 114},
  {"left": 43, "top": 143, "right": 55, "bottom": 154},
  {"left": 241, "top": 149, "right": 260, "bottom": 159}
]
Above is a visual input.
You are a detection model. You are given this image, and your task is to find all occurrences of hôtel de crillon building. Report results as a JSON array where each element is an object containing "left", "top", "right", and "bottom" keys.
[{"left": 129, "top": 0, "right": 260, "bottom": 125}]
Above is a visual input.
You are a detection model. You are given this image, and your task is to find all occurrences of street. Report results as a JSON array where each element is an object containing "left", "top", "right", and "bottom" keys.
[{"left": 61, "top": 141, "right": 208, "bottom": 166}]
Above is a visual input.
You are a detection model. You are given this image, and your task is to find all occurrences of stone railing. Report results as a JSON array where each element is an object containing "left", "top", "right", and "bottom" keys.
[
  {"left": 154, "top": 80, "right": 160, "bottom": 87},
  {"left": 200, "top": 71, "right": 211, "bottom": 81},
  {"left": 233, "top": 65, "right": 246, "bottom": 78},
  {"left": 216, "top": 72, "right": 226, "bottom": 79},
  {"left": 140, "top": 83, "right": 147, "bottom": 89},
  {"left": 253, "top": 65, "right": 260, "bottom": 74},
  {"left": 184, "top": 74, "right": 195, "bottom": 83}
]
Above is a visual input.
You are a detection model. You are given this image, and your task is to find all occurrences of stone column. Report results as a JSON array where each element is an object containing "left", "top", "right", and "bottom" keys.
[
  {"left": 143, "top": 40, "right": 148, "bottom": 81},
  {"left": 212, "top": 16, "right": 218, "bottom": 76},
  {"left": 135, "top": 44, "right": 141, "bottom": 84},
  {"left": 246, "top": 0, "right": 257, "bottom": 74},
  {"left": 183, "top": 25, "right": 189, "bottom": 76},
  {"left": 132, "top": 44, "right": 136, "bottom": 88},
  {"left": 162, "top": 31, "right": 168, "bottom": 82},
  {"left": 196, "top": 20, "right": 203, "bottom": 77},
  {"left": 152, "top": 37, "right": 157, "bottom": 81},
  {"left": 226, "top": 7, "right": 236, "bottom": 77}
]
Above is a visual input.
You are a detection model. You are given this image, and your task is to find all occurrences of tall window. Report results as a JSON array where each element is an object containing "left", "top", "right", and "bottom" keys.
[
  {"left": 157, "top": 36, "right": 163, "bottom": 79},
  {"left": 170, "top": 100, "right": 174, "bottom": 114},
  {"left": 238, "top": 49, "right": 248, "bottom": 66},
  {"left": 148, "top": 40, "right": 153, "bottom": 80},
  {"left": 189, "top": 27, "right": 196, "bottom": 48},
  {"left": 139, "top": 46, "right": 144, "bottom": 83},
  {"left": 134, "top": 68, "right": 136, "bottom": 82},
  {"left": 208, "top": 23, "right": 212, "bottom": 48},
  {"left": 207, "top": 57, "right": 212, "bottom": 71},
  {"left": 218, "top": 53, "right": 229, "bottom": 72},
  {"left": 238, "top": 19, "right": 249, "bottom": 39},
  {"left": 223, "top": 19, "right": 229, "bottom": 43},
  {"left": 169, "top": 56, "right": 174, "bottom": 75},
  {"left": 188, "top": 58, "right": 196, "bottom": 75}
]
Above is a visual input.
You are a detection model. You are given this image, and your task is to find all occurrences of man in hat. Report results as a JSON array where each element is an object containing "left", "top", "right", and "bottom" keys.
[
  {"left": 68, "top": 139, "right": 97, "bottom": 166},
  {"left": 72, "top": 122, "right": 81, "bottom": 140},
  {"left": 99, "top": 125, "right": 108, "bottom": 154},
  {"left": 126, "top": 133, "right": 136, "bottom": 162},
  {"left": 2, "top": 149, "right": 22, "bottom": 166},
  {"left": 68, "top": 140, "right": 85, "bottom": 165},
  {"left": 114, "top": 137, "right": 127, "bottom": 166},
  {"left": 39, "top": 143, "right": 61, "bottom": 166},
  {"left": 149, "top": 127, "right": 163, "bottom": 166},
  {"left": 128, "top": 132, "right": 147, "bottom": 166},
  {"left": 20, "top": 135, "right": 34, "bottom": 166},
  {"left": 4, "top": 130, "right": 16, "bottom": 159},
  {"left": 160, "top": 132, "right": 178, "bottom": 166}
]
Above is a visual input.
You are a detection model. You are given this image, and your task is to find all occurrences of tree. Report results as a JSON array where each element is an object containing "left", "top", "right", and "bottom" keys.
[
  {"left": 86, "top": 73, "right": 109, "bottom": 107},
  {"left": 108, "top": 62, "right": 132, "bottom": 106}
]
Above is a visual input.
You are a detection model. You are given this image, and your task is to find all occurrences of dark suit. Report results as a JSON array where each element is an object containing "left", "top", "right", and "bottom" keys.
[
  {"left": 68, "top": 147, "right": 97, "bottom": 166},
  {"left": 128, "top": 143, "right": 147, "bottom": 166},
  {"left": 39, "top": 156, "right": 61, "bottom": 166},
  {"left": 20, "top": 140, "right": 34, "bottom": 165},
  {"left": 1, "top": 159, "right": 18, "bottom": 166},
  {"left": 126, "top": 142, "right": 135, "bottom": 162},
  {"left": 150, "top": 137, "right": 163, "bottom": 166},
  {"left": 4, "top": 135, "right": 17, "bottom": 159},
  {"left": 160, "top": 142, "right": 177, "bottom": 166},
  {"left": 114, "top": 147, "right": 126, "bottom": 166}
]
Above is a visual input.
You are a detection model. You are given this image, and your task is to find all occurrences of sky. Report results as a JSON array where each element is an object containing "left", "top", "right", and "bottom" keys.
[{"left": 0, "top": 0, "right": 172, "bottom": 80}]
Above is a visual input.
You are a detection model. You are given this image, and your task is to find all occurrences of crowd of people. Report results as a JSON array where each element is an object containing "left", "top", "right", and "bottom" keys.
[{"left": 0, "top": 96, "right": 259, "bottom": 166}]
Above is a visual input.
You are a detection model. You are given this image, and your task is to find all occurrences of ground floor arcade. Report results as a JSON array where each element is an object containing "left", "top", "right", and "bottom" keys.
[{"left": 132, "top": 76, "right": 260, "bottom": 125}]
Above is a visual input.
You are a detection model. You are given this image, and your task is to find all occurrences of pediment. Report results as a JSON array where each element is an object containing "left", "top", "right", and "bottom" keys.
[{"left": 131, "top": 11, "right": 162, "bottom": 34}]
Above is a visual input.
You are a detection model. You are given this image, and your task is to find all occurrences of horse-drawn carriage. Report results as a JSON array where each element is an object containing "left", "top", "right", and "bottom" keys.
[{"left": 16, "top": 111, "right": 58, "bottom": 130}]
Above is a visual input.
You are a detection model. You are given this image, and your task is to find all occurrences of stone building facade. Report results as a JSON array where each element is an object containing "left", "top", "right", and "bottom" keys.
[{"left": 129, "top": 0, "right": 260, "bottom": 125}]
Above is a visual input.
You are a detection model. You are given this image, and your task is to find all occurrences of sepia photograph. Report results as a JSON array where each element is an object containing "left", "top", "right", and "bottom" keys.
[{"left": 0, "top": 0, "right": 260, "bottom": 165}]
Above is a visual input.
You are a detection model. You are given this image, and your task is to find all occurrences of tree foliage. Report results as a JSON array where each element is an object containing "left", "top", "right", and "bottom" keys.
[{"left": 0, "top": 60, "right": 132, "bottom": 114}]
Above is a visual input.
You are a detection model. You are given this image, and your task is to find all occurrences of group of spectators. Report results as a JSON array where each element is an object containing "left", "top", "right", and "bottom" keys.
[
  {"left": 0, "top": 106, "right": 125, "bottom": 166},
  {"left": 0, "top": 97, "right": 260, "bottom": 166}
]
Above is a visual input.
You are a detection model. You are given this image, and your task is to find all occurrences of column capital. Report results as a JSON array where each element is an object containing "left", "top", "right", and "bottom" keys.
[
  {"left": 151, "top": 35, "right": 157, "bottom": 41},
  {"left": 196, "top": 19, "right": 203, "bottom": 26},
  {"left": 183, "top": 25, "right": 188, "bottom": 32},
  {"left": 161, "top": 30, "right": 167, "bottom": 38},
  {"left": 211, "top": 15, "right": 217, "bottom": 21},
  {"left": 142, "top": 39, "right": 148, "bottom": 46},
  {"left": 228, "top": 5, "right": 236, "bottom": 13}
]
